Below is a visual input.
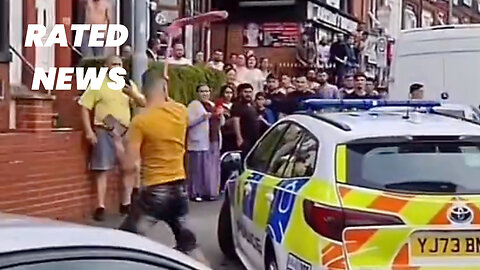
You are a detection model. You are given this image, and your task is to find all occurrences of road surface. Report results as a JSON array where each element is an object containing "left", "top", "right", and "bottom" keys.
[{"left": 91, "top": 199, "right": 245, "bottom": 270}]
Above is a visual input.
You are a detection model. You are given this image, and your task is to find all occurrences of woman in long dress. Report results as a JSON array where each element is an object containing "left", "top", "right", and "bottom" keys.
[{"left": 187, "top": 84, "right": 224, "bottom": 201}]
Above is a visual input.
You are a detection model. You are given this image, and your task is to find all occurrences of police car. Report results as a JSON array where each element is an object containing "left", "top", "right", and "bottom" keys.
[{"left": 218, "top": 99, "right": 480, "bottom": 270}]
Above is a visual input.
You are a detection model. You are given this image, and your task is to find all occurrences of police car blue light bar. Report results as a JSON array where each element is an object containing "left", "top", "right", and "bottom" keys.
[{"left": 301, "top": 99, "right": 441, "bottom": 111}]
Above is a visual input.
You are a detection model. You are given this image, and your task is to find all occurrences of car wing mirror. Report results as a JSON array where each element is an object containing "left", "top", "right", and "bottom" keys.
[{"left": 221, "top": 151, "right": 244, "bottom": 181}]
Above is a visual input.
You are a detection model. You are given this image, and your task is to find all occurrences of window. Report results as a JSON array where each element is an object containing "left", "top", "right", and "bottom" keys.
[
  {"left": 403, "top": 5, "right": 417, "bottom": 29},
  {"left": 464, "top": 0, "right": 473, "bottom": 7},
  {"left": 246, "top": 123, "right": 289, "bottom": 173},
  {"left": 422, "top": 9, "right": 434, "bottom": 27},
  {"left": 452, "top": 16, "right": 460, "bottom": 24},
  {"left": 283, "top": 132, "right": 318, "bottom": 178},
  {"left": 6, "top": 259, "right": 174, "bottom": 270},
  {"left": 266, "top": 124, "right": 304, "bottom": 177},
  {"left": 346, "top": 140, "right": 480, "bottom": 194}
]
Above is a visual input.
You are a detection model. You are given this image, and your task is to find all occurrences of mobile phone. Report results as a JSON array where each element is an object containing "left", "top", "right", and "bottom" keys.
[
  {"left": 103, "top": 115, "right": 127, "bottom": 137},
  {"left": 124, "top": 76, "right": 132, "bottom": 86}
]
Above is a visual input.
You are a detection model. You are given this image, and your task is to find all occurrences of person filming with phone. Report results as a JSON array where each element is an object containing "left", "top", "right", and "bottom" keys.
[{"left": 78, "top": 55, "right": 146, "bottom": 221}]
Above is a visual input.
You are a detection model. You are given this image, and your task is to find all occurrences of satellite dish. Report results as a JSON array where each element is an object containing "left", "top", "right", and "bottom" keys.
[{"left": 441, "top": 92, "right": 449, "bottom": 100}]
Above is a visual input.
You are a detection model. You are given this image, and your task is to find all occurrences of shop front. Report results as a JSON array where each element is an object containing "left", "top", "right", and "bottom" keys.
[
  {"left": 306, "top": 1, "right": 359, "bottom": 41},
  {"left": 212, "top": 0, "right": 361, "bottom": 75}
]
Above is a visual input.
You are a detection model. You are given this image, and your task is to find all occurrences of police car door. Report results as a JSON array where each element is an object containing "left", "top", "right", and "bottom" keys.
[
  {"left": 268, "top": 128, "right": 319, "bottom": 270},
  {"left": 236, "top": 122, "right": 291, "bottom": 269}
]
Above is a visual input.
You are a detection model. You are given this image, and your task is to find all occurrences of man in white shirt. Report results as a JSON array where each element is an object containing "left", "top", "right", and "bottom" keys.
[
  {"left": 207, "top": 49, "right": 224, "bottom": 71},
  {"left": 167, "top": 43, "right": 192, "bottom": 66}
]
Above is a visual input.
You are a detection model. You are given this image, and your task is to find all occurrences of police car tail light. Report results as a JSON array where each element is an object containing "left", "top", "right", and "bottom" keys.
[{"left": 303, "top": 200, "right": 404, "bottom": 242}]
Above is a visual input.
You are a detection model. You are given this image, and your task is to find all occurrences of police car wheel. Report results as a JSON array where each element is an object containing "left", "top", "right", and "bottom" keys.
[{"left": 217, "top": 195, "right": 237, "bottom": 259}]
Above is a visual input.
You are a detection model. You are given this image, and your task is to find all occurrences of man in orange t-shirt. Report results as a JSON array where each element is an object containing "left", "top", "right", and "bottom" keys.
[{"left": 117, "top": 70, "right": 208, "bottom": 265}]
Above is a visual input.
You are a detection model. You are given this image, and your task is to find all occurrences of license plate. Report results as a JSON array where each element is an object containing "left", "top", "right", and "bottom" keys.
[{"left": 411, "top": 231, "right": 480, "bottom": 257}]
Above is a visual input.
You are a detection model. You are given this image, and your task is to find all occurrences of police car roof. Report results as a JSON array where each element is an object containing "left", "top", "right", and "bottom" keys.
[{"left": 288, "top": 110, "right": 480, "bottom": 143}]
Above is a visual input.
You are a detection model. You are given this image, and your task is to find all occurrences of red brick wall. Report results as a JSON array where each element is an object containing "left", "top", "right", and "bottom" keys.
[
  {"left": 352, "top": 0, "right": 368, "bottom": 23},
  {"left": 0, "top": 131, "right": 121, "bottom": 222},
  {"left": 53, "top": 78, "right": 84, "bottom": 130}
]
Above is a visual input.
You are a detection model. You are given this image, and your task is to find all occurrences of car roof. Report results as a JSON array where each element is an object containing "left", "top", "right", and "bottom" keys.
[
  {"left": 0, "top": 213, "right": 210, "bottom": 270},
  {"left": 286, "top": 110, "right": 480, "bottom": 143}
]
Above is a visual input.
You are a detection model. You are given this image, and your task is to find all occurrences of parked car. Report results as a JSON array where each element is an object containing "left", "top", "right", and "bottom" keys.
[
  {"left": 218, "top": 99, "right": 480, "bottom": 270},
  {"left": 0, "top": 213, "right": 211, "bottom": 270}
]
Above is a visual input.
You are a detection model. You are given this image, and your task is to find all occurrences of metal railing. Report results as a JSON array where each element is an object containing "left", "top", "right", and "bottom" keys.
[
  {"left": 9, "top": 45, "right": 35, "bottom": 74},
  {"left": 68, "top": 42, "right": 83, "bottom": 58}
]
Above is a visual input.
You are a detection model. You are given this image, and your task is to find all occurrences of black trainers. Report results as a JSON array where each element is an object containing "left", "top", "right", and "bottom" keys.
[
  {"left": 120, "top": 204, "right": 130, "bottom": 215},
  {"left": 93, "top": 207, "right": 105, "bottom": 221}
]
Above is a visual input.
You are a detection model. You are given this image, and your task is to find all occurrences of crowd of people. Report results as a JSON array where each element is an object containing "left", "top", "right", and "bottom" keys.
[
  {"left": 78, "top": 48, "right": 425, "bottom": 264},
  {"left": 89, "top": 38, "right": 418, "bottom": 210},
  {"left": 173, "top": 45, "right": 396, "bottom": 203}
]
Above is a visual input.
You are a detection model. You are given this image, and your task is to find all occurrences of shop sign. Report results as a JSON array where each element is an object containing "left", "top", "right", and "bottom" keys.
[
  {"left": 326, "top": 0, "right": 340, "bottom": 9},
  {"left": 307, "top": 2, "right": 358, "bottom": 33},
  {"left": 243, "top": 23, "right": 300, "bottom": 47},
  {"left": 376, "top": 36, "right": 388, "bottom": 68},
  {"left": 154, "top": 10, "right": 179, "bottom": 25}
]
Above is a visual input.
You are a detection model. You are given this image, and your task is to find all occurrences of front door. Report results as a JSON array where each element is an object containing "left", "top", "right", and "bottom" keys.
[
  {"left": 235, "top": 122, "right": 310, "bottom": 269},
  {"left": 233, "top": 122, "right": 289, "bottom": 269}
]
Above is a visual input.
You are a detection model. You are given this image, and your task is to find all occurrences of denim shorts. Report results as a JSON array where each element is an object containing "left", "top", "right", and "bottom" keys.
[{"left": 90, "top": 127, "right": 117, "bottom": 171}]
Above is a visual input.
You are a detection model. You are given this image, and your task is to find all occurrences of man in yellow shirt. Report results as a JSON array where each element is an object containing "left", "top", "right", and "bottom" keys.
[
  {"left": 79, "top": 55, "right": 146, "bottom": 221},
  {"left": 117, "top": 70, "right": 208, "bottom": 264}
]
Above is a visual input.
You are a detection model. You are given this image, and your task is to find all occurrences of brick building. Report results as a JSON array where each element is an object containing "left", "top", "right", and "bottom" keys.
[
  {"left": 211, "top": 0, "right": 369, "bottom": 75},
  {"left": 0, "top": 0, "right": 122, "bottom": 222},
  {"left": 403, "top": 0, "right": 480, "bottom": 29}
]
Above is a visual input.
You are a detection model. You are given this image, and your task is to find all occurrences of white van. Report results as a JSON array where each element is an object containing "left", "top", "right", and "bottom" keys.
[{"left": 389, "top": 24, "right": 480, "bottom": 105}]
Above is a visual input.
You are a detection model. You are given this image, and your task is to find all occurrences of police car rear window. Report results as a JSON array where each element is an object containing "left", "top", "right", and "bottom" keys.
[{"left": 346, "top": 141, "right": 480, "bottom": 194}]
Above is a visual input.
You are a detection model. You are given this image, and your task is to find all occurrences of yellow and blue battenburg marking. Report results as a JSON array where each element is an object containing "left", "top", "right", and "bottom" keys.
[
  {"left": 267, "top": 178, "right": 309, "bottom": 244},
  {"left": 243, "top": 173, "right": 264, "bottom": 220}
]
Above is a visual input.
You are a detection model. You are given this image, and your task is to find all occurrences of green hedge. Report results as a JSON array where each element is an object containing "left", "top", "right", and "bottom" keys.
[{"left": 79, "top": 57, "right": 226, "bottom": 105}]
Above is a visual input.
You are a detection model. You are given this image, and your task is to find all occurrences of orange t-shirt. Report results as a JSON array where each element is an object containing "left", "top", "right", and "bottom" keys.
[{"left": 127, "top": 101, "right": 188, "bottom": 186}]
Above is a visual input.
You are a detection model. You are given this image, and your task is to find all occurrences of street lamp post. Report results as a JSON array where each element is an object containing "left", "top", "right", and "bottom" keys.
[{"left": 132, "top": 0, "right": 149, "bottom": 88}]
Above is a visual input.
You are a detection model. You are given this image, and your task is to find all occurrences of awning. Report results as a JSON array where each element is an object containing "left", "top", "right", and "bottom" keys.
[
  {"left": 307, "top": 1, "right": 359, "bottom": 34},
  {"left": 239, "top": 0, "right": 296, "bottom": 7},
  {"left": 309, "top": 19, "right": 350, "bottom": 35}
]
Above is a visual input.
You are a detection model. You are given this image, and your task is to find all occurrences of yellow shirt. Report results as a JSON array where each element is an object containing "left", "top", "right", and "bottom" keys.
[
  {"left": 78, "top": 78, "right": 140, "bottom": 127},
  {"left": 128, "top": 101, "right": 188, "bottom": 186}
]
